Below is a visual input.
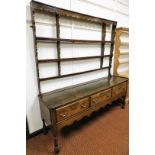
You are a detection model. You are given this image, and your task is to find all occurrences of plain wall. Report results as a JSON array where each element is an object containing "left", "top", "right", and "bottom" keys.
[{"left": 26, "top": 0, "right": 129, "bottom": 133}]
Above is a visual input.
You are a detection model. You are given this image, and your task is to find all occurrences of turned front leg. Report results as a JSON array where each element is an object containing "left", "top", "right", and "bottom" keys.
[
  {"left": 51, "top": 125, "right": 60, "bottom": 154},
  {"left": 120, "top": 96, "right": 126, "bottom": 109},
  {"left": 125, "top": 82, "right": 129, "bottom": 105}
]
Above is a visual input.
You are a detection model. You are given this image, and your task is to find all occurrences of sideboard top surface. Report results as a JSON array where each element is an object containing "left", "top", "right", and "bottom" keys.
[{"left": 39, "top": 76, "right": 128, "bottom": 109}]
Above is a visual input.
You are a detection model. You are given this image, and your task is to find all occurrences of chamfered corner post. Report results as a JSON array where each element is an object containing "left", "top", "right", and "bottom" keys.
[
  {"left": 125, "top": 80, "right": 129, "bottom": 105},
  {"left": 52, "top": 125, "right": 60, "bottom": 154},
  {"left": 122, "top": 80, "right": 129, "bottom": 109},
  {"left": 50, "top": 110, "right": 60, "bottom": 154}
]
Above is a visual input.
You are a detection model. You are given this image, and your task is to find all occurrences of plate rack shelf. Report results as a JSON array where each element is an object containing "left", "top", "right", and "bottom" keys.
[
  {"left": 30, "top": 1, "right": 129, "bottom": 155},
  {"left": 30, "top": 0, "right": 117, "bottom": 95}
]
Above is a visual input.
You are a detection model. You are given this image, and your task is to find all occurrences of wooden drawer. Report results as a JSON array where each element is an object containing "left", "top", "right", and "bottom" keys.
[
  {"left": 91, "top": 89, "right": 111, "bottom": 106},
  {"left": 112, "top": 82, "right": 127, "bottom": 97},
  {"left": 56, "top": 97, "right": 89, "bottom": 122}
]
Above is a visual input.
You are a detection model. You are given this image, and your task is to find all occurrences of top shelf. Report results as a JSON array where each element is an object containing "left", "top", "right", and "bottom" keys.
[
  {"left": 31, "top": 1, "right": 117, "bottom": 25},
  {"left": 36, "top": 37, "right": 113, "bottom": 44}
]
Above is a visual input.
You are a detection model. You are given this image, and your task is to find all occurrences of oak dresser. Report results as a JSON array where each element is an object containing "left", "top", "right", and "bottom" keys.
[{"left": 30, "top": 1, "right": 128, "bottom": 154}]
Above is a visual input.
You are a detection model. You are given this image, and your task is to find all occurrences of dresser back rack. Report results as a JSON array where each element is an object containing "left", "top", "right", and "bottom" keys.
[{"left": 30, "top": 1, "right": 128, "bottom": 154}]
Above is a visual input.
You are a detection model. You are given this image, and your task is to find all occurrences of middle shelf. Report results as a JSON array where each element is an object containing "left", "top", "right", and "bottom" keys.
[
  {"left": 36, "top": 37, "right": 113, "bottom": 44},
  {"left": 38, "top": 55, "right": 111, "bottom": 63}
]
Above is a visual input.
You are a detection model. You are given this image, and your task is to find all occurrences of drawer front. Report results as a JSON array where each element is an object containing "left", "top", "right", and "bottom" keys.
[
  {"left": 112, "top": 82, "right": 127, "bottom": 97},
  {"left": 56, "top": 97, "right": 89, "bottom": 122},
  {"left": 91, "top": 89, "right": 111, "bottom": 106}
]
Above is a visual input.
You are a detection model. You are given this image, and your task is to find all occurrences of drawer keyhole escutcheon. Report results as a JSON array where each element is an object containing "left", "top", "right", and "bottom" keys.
[{"left": 60, "top": 111, "right": 68, "bottom": 118}]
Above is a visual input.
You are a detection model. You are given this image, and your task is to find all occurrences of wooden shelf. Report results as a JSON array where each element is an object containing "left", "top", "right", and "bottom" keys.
[
  {"left": 117, "top": 27, "right": 129, "bottom": 31},
  {"left": 39, "top": 67, "right": 110, "bottom": 81},
  {"left": 121, "top": 42, "right": 129, "bottom": 46},
  {"left": 120, "top": 52, "right": 129, "bottom": 55},
  {"left": 38, "top": 55, "right": 111, "bottom": 63},
  {"left": 31, "top": 0, "right": 117, "bottom": 94},
  {"left": 31, "top": 1, "right": 117, "bottom": 25},
  {"left": 113, "top": 28, "right": 129, "bottom": 78},
  {"left": 121, "top": 31, "right": 129, "bottom": 34},
  {"left": 119, "top": 60, "right": 129, "bottom": 64},
  {"left": 36, "top": 37, "right": 113, "bottom": 44},
  {"left": 30, "top": 3, "right": 123, "bottom": 153}
]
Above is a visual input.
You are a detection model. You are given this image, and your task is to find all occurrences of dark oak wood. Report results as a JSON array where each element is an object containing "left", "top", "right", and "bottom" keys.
[
  {"left": 42, "top": 119, "right": 48, "bottom": 135},
  {"left": 36, "top": 37, "right": 113, "bottom": 44},
  {"left": 31, "top": 1, "right": 117, "bottom": 25},
  {"left": 31, "top": 0, "right": 116, "bottom": 84},
  {"left": 56, "top": 97, "right": 89, "bottom": 122},
  {"left": 38, "top": 55, "right": 111, "bottom": 63},
  {"left": 30, "top": 9, "right": 41, "bottom": 95},
  {"left": 100, "top": 23, "right": 106, "bottom": 68},
  {"left": 39, "top": 76, "right": 128, "bottom": 109},
  {"left": 26, "top": 117, "right": 29, "bottom": 139},
  {"left": 29, "top": 1, "right": 125, "bottom": 154},
  {"left": 108, "top": 24, "right": 116, "bottom": 77},
  {"left": 55, "top": 14, "right": 61, "bottom": 76},
  {"left": 38, "top": 76, "right": 128, "bottom": 133},
  {"left": 91, "top": 89, "right": 111, "bottom": 106},
  {"left": 39, "top": 67, "right": 110, "bottom": 81}
]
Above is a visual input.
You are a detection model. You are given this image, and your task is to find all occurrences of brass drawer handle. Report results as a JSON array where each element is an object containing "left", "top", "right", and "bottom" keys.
[
  {"left": 81, "top": 104, "right": 87, "bottom": 108},
  {"left": 60, "top": 114, "right": 67, "bottom": 118},
  {"left": 92, "top": 99, "right": 97, "bottom": 104}
]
